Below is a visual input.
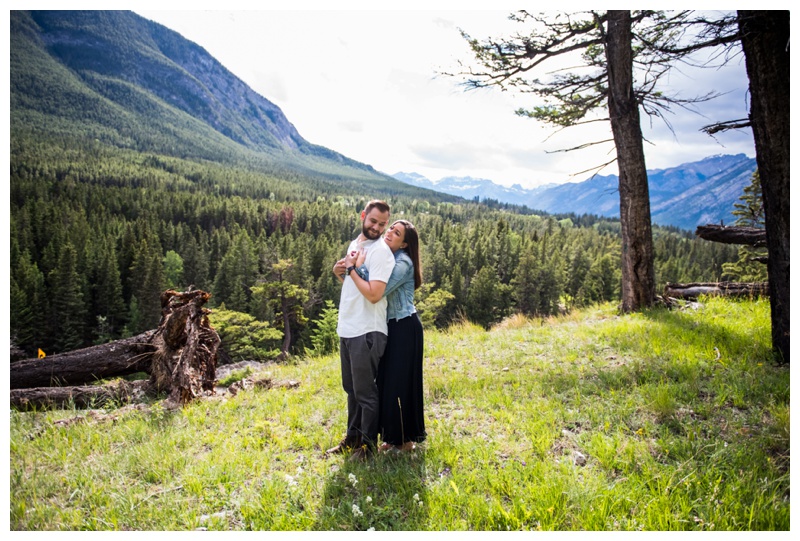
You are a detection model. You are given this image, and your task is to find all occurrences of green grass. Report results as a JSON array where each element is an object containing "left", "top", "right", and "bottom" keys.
[{"left": 9, "top": 297, "right": 789, "bottom": 530}]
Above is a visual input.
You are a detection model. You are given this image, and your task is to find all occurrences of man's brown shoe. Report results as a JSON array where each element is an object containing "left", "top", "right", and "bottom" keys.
[{"left": 325, "top": 435, "right": 360, "bottom": 455}]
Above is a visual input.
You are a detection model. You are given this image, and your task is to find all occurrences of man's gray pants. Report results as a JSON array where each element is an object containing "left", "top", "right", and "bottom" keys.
[{"left": 339, "top": 332, "right": 387, "bottom": 449}]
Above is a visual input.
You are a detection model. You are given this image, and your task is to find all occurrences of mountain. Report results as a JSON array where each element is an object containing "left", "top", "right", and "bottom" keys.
[
  {"left": 393, "top": 154, "right": 757, "bottom": 230},
  {"left": 390, "top": 172, "right": 552, "bottom": 204},
  {"left": 11, "top": 10, "right": 755, "bottom": 228},
  {"left": 10, "top": 10, "right": 454, "bottom": 201}
]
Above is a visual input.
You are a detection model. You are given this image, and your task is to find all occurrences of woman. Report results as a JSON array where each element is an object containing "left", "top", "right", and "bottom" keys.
[{"left": 344, "top": 219, "right": 426, "bottom": 452}]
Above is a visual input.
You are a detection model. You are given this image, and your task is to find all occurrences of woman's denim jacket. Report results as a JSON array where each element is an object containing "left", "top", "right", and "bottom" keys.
[{"left": 356, "top": 250, "right": 416, "bottom": 321}]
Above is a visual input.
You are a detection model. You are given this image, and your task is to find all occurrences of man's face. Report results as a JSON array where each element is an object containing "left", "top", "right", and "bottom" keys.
[{"left": 361, "top": 208, "right": 390, "bottom": 240}]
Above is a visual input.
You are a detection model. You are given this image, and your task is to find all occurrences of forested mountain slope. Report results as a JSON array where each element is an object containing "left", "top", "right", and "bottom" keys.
[
  {"left": 10, "top": 10, "right": 739, "bottom": 359},
  {"left": 10, "top": 10, "right": 452, "bottom": 198}
]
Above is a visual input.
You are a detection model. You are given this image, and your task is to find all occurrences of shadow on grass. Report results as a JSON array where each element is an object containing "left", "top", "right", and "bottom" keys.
[
  {"left": 312, "top": 447, "right": 429, "bottom": 531},
  {"left": 541, "top": 302, "right": 776, "bottom": 397},
  {"left": 637, "top": 302, "right": 773, "bottom": 360},
  {"left": 534, "top": 301, "right": 789, "bottom": 454}
]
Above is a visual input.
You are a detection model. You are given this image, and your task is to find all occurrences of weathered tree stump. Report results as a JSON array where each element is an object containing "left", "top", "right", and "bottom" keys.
[
  {"left": 149, "top": 289, "right": 221, "bottom": 406},
  {"left": 10, "top": 289, "right": 221, "bottom": 410}
]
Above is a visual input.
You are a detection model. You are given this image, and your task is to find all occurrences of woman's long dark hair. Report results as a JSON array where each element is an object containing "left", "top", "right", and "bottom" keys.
[{"left": 393, "top": 220, "right": 422, "bottom": 290}]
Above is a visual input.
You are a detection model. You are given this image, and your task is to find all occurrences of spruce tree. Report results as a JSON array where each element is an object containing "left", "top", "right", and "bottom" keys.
[
  {"left": 48, "top": 243, "right": 87, "bottom": 353},
  {"left": 89, "top": 239, "right": 127, "bottom": 341},
  {"left": 10, "top": 250, "right": 47, "bottom": 354},
  {"left": 722, "top": 171, "right": 768, "bottom": 282},
  {"left": 163, "top": 250, "right": 185, "bottom": 290},
  {"left": 213, "top": 229, "right": 257, "bottom": 312},
  {"left": 128, "top": 238, "right": 166, "bottom": 332},
  {"left": 467, "top": 266, "right": 499, "bottom": 329},
  {"left": 512, "top": 251, "right": 541, "bottom": 316},
  {"left": 566, "top": 248, "right": 591, "bottom": 307},
  {"left": 251, "top": 259, "right": 310, "bottom": 358}
]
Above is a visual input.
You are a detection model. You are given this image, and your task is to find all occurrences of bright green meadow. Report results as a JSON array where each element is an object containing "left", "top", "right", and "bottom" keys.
[{"left": 9, "top": 297, "right": 789, "bottom": 530}]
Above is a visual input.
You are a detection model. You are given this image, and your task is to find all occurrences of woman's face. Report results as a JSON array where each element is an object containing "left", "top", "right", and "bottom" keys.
[{"left": 383, "top": 222, "right": 407, "bottom": 253}]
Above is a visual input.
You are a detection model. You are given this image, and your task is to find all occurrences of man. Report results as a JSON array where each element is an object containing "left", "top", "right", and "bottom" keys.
[{"left": 327, "top": 200, "right": 395, "bottom": 460}]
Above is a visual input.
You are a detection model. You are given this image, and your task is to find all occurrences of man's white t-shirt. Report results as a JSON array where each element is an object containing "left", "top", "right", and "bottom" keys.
[{"left": 337, "top": 237, "right": 396, "bottom": 338}]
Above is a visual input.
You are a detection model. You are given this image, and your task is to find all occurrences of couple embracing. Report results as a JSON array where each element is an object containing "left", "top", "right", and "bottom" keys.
[{"left": 326, "top": 200, "right": 426, "bottom": 461}]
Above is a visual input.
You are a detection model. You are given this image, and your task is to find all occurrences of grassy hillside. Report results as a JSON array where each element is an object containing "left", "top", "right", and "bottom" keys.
[{"left": 10, "top": 297, "right": 788, "bottom": 531}]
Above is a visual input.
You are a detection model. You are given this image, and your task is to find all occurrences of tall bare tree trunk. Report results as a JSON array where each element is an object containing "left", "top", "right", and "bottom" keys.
[
  {"left": 606, "top": 10, "right": 656, "bottom": 312},
  {"left": 738, "top": 11, "right": 790, "bottom": 363}
]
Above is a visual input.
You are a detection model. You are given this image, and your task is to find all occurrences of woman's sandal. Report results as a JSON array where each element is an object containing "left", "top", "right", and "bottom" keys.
[{"left": 379, "top": 441, "right": 417, "bottom": 453}]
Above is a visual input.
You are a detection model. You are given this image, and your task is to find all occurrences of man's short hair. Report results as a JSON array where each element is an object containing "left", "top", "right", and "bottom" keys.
[{"left": 364, "top": 200, "right": 390, "bottom": 215}]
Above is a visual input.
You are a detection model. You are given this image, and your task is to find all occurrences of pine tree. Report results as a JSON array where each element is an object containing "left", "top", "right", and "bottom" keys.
[
  {"left": 213, "top": 229, "right": 257, "bottom": 312},
  {"left": 250, "top": 259, "right": 310, "bottom": 358},
  {"left": 583, "top": 254, "right": 619, "bottom": 303},
  {"left": 450, "top": 266, "right": 465, "bottom": 312},
  {"left": 48, "top": 243, "right": 87, "bottom": 353},
  {"left": 117, "top": 223, "right": 137, "bottom": 304},
  {"left": 467, "top": 266, "right": 499, "bottom": 329},
  {"left": 10, "top": 249, "right": 47, "bottom": 354},
  {"left": 722, "top": 171, "right": 768, "bottom": 282},
  {"left": 536, "top": 263, "right": 561, "bottom": 316},
  {"left": 89, "top": 239, "right": 127, "bottom": 341},
  {"left": 566, "top": 247, "right": 591, "bottom": 307},
  {"left": 128, "top": 238, "right": 166, "bottom": 333},
  {"left": 512, "top": 251, "right": 541, "bottom": 316},
  {"left": 163, "top": 250, "right": 185, "bottom": 290},
  {"left": 309, "top": 300, "right": 339, "bottom": 356},
  {"left": 181, "top": 232, "right": 209, "bottom": 290}
]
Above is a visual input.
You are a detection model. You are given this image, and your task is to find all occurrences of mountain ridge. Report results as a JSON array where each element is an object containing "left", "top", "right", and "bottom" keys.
[
  {"left": 11, "top": 9, "right": 452, "bottom": 200},
  {"left": 11, "top": 10, "right": 756, "bottom": 224},
  {"left": 392, "top": 153, "right": 757, "bottom": 230}
]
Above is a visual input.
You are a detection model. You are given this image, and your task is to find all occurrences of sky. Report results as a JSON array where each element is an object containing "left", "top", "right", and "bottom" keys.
[{"left": 130, "top": 5, "right": 757, "bottom": 189}]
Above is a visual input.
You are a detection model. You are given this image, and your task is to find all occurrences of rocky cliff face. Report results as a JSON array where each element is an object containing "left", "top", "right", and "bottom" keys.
[{"left": 27, "top": 10, "right": 308, "bottom": 152}]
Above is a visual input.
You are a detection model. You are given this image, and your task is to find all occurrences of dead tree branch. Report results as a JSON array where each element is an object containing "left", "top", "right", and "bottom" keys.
[{"left": 695, "top": 224, "right": 767, "bottom": 247}]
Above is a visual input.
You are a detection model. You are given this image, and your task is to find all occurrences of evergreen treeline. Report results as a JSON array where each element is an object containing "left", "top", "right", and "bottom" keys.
[{"left": 10, "top": 134, "right": 739, "bottom": 360}]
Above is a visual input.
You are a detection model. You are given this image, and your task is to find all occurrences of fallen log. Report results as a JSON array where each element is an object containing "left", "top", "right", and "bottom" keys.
[
  {"left": 695, "top": 224, "right": 767, "bottom": 247},
  {"left": 10, "top": 331, "right": 156, "bottom": 390},
  {"left": 10, "top": 380, "right": 150, "bottom": 411},
  {"left": 10, "top": 288, "right": 222, "bottom": 410},
  {"left": 664, "top": 281, "right": 769, "bottom": 300}
]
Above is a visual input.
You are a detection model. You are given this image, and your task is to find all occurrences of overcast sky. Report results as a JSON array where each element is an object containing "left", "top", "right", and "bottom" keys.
[{"left": 132, "top": 6, "right": 757, "bottom": 189}]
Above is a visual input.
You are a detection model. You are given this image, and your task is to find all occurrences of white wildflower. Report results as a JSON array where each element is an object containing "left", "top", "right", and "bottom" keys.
[
  {"left": 352, "top": 503, "right": 363, "bottom": 517},
  {"left": 366, "top": 496, "right": 372, "bottom": 504},
  {"left": 413, "top": 493, "right": 420, "bottom": 501},
  {"left": 367, "top": 527, "right": 375, "bottom": 532},
  {"left": 284, "top": 474, "right": 297, "bottom": 488},
  {"left": 348, "top": 473, "right": 358, "bottom": 487}
]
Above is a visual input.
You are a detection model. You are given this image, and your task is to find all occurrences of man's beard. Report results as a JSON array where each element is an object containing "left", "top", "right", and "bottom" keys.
[{"left": 362, "top": 224, "right": 381, "bottom": 240}]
